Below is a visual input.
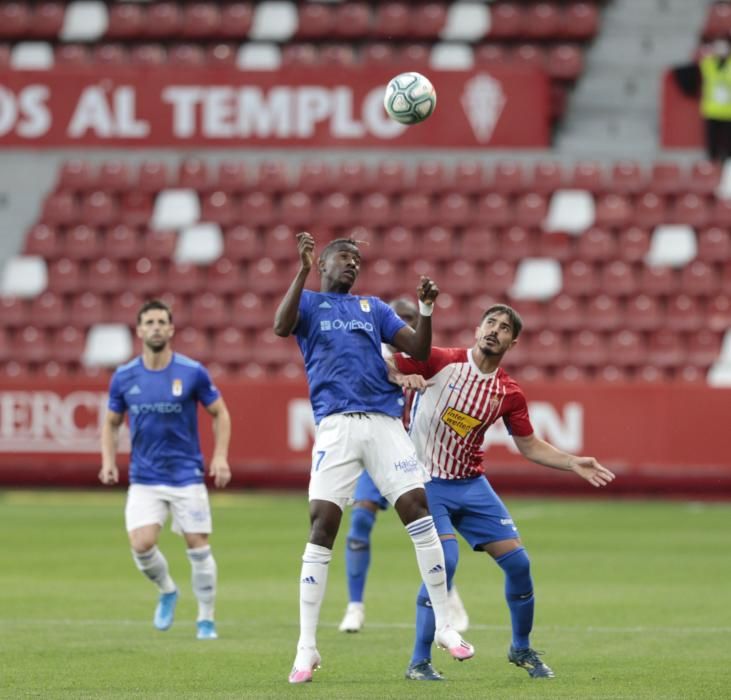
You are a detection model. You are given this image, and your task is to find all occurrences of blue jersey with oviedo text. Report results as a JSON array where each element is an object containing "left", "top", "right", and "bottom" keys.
[
  {"left": 107, "top": 353, "right": 220, "bottom": 486},
  {"left": 294, "top": 290, "right": 407, "bottom": 424}
]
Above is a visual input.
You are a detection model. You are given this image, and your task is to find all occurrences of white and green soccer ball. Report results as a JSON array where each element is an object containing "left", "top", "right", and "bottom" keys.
[{"left": 383, "top": 72, "right": 437, "bottom": 125}]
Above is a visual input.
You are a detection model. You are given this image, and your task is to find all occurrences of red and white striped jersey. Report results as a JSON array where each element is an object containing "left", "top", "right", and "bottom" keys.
[{"left": 395, "top": 346, "right": 534, "bottom": 479}]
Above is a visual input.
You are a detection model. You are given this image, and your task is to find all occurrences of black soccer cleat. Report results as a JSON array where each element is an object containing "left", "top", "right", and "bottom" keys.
[
  {"left": 508, "top": 646, "right": 555, "bottom": 678},
  {"left": 405, "top": 660, "right": 445, "bottom": 681}
]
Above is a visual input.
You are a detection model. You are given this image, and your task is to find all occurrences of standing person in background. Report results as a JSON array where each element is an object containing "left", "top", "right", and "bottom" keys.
[
  {"left": 673, "top": 37, "right": 731, "bottom": 161},
  {"left": 339, "top": 298, "right": 470, "bottom": 635},
  {"left": 99, "top": 299, "right": 232, "bottom": 640},
  {"left": 274, "top": 232, "right": 474, "bottom": 684},
  {"left": 391, "top": 304, "right": 615, "bottom": 681}
]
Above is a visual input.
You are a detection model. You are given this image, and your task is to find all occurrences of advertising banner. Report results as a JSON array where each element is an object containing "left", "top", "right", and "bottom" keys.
[
  {"left": 0, "top": 66, "right": 549, "bottom": 147},
  {"left": 0, "top": 379, "right": 729, "bottom": 495}
]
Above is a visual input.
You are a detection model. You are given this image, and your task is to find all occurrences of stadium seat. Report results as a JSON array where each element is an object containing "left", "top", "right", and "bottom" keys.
[
  {"left": 250, "top": 328, "right": 301, "bottom": 366},
  {"left": 443, "top": 260, "right": 480, "bottom": 297},
  {"left": 93, "top": 43, "right": 128, "bottom": 65},
  {"left": 296, "top": 2, "right": 334, "bottom": 38},
  {"left": 574, "top": 226, "right": 617, "bottom": 262},
  {"left": 644, "top": 225, "right": 697, "bottom": 267},
  {"left": 476, "top": 193, "right": 511, "bottom": 227},
  {"left": 52, "top": 325, "right": 86, "bottom": 364},
  {"left": 610, "top": 160, "right": 646, "bottom": 195},
  {"left": 320, "top": 44, "right": 357, "bottom": 67},
  {"left": 224, "top": 225, "right": 262, "bottom": 263},
  {"left": 247, "top": 257, "right": 287, "bottom": 296},
  {"left": 666, "top": 294, "right": 704, "bottom": 332},
  {"left": 395, "top": 193, "right": 433, "bottom": 228},
  {"left": 178, "top": 158, "right": 211, "bottom": 191},
  {"left": 166, "top": 261, "right": 205, "bottom": 295},
  {"left": 157, "top": 292, "right": 190, "bottom": 328},
  {"left": 561, "top": 259, "right": 599, "bottom": 297},
  {"left": 562, "top": 2, "right": 599, "bottom": 40},
  {"left": 230, "top": 292, "right": 273, "bottom": 332},
  {"left": 529, "top": 329, "right": 567, "bottom": 367},
  {"left": 546, "top": 44, "right": 583, "bottom": 81},
  {"left": 633, "top": 193, "right": 666, "bottom": 229},
  {"left": 420, "top": 226, "right": 454, "bottom": 263},
  {"left": 668, "top": 193, "right": 709, "bottom": 228},
  {"left": 545, "top": 293, "right": 583, "bottom": 331},
  {"left": 600, "top": 260, "right": 638, "bottom": 297},
  {"left": 317, "top": 192, "right": 354, "bottom": 228},
  {"left": 181, "top": 2, "right": 221, "bottom": 38},
  {"left": 80, "top": 191, "right": 118, "bottom": 228},
  {"left": 106, "top": 3, "right": 143, "bottom": 38},
  {"left": 489, "top": 161, "right": 526, "bottom": 195},
  {"left": 608, "top": 330, "right": 645, "bottom": 368},
  {"left": 679, "top": 260, "right": 719, "bottom": 297},
  {"left": 481, "top": 260, "right": 516, "bottom": 296},
  {"left": 374, "top": 160, "right": 409, "bottom": 194},
  {"left": 137, "top": 161, "right": 169, "bottom": 193},
  {"left": 686, "top": 160, "right": 721, "bottom": 196},
  {"left": 616, "top": 226, "right": 650, "bottom": 263},
  {"left": 210, "top": 327, "right": 250, "bottom": 366},
  {"left": 510, "top": 258, "right": 562, "bottom": 301},
  {"left": 544, "top": 189, "right": 595, "bottom": 234},
  {"left": 625, "top": 294, "right": 663, "bottom": 331},
  {"left": 594, "top": 193, "right": 633, "bottom": 228},
  {"left": 584, "top": 294, "right": 621, "bottom": 332},
  {"left": 171, "top": 326, "right": 211, "bottom": 364},
  {"left": 460, "top": 226, "right": 500, "bottom": 262},
  {"left": 638, "top": 265, "right": 679, "bottom": 297},
  {"left": 42, "top": 191, "right": 79, "bottom": 227},
  {"left": 142, "top": 229, "right": 176, "bottom": 261},
  {"left": 487, "top": 2, "right": 522, "bottom": 39},
  {"left": 70, "top": 292, "right": 107, "bottom": 329},
  {"left": 0, "top": 295, "right": 28, "bottom": 328},
  {"left": 127, "top": 257, "right": 164, "bottom": 298},
  {"left": 708, "top": 294, "right": 731, "bottom": 333},
  {"left": 216, "top": 161, "right": 248, "bottom": 193},
  {"left": 63, "top": 224, "right": 101, "bottom": 261},
  {"left": 24, "top": 224, "right": 60, "bottom": 260},
  {"left": 106, "top": 291, "right": 142, "bottom": 325},
  {"left": 297, "top": 160, "right": 333, "bottom": 195},
  {"left": 453, "top": 161, "right": 485, "bottom": 195},
  {"left": 687, "top": 329, "right": 722, "bottom": 368},
  {"left": 1, "top": 255, "right": 47, "bottom": 298},
  {"left": 649, "top": 162, "right": 684, "bottom": 196},
  {"left": 412, "top": 2, "right": 447, "bottom": 38},
  {"left": 647, "top": 329, "right": 686, "bottom": 369},
  {"left": 514, "top": 192, "right": 548, "bottom": 228},
  {"left": 358, "top": 258, "right": 398, "bottom": 298},
  {"left": 98, "top": 160, "right": 132, "bottom": 192},
  {"left": 206, "top": 257, "right": 243, "bottom": 296},
  {"left": 130, "top": 43, "right": 167, "bottom": 67},
  {"left": 568, "top": 329, "right": 607, "bottom": 368},
  {"left": 190, "top": 292, "right": 229, "bottom": 330},
  {"left": 47, "top": 257, "right": 82, "bottom": 295},
  {"left": 201, "top": 191, "right": 237, "bottom": 227},
  {"left": 30, "top": 291, "right": 68, "bottom": 329},
  {"left": 57, "top": 159, "right": 94, "bottom": 192},
  {"left": 436, "top": 193, "right": 473, "bottom": 227},
  {"left": 358, "top": 192, "right": 393, "bottom": 228},
  {"left": 711, "top": 198, "right": 731, "bottom": 228},
  {"left": 219, "top": 3, "right": 253, "bottom": 37},
  {"left": 118, "top": 190, "right": 155, "bottom": 227},
  {"left": 263, "top": 225, "right": 297, "bottom": 262},
  {"left": 413, "top": 161, "right": 448, "bottom": 194},
  {"left": 568, "top": 161, "right": 604, "bottom": 193},
  {"left": 83, "top": 323, "right": 133, "bottom": 367}
]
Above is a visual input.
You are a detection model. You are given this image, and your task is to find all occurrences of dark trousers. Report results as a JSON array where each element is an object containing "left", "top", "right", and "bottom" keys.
[{"left": 705, "top": 118, "right": 731, "bottom": 161}]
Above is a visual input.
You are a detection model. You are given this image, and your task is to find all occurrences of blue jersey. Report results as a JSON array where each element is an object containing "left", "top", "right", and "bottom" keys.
[
  {"left": 294, "top": 290, "right": 407, "bottom": 423},
  {"left": 107, "top": 353, "right": 220, "bottom": 486}
]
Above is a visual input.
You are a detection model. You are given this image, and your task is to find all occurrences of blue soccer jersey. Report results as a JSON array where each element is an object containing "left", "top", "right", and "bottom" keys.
[
  {"left": 294, "top": 290, "right": 407, "bottom": 423},
  {"left": 107, "top": 353, "right": 220, "bottom": 486}
]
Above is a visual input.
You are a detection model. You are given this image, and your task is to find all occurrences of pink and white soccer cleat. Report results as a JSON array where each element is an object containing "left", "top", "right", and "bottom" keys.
[
  {"left": 288, "top": 647, "right": 322, "bottom": 684},
  {"left": 435, "top": 625, "right": 475, "bottom": 661}
]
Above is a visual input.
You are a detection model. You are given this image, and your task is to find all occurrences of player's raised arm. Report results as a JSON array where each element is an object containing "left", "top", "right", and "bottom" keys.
[
  {"left": 99, "top": 409, "right": 124, "bottom": 485},
  {"left": 512, "top": 433, "right": 616, "bottom": 488},
  {"left": 390, "top": 276, "right": 439, "bottom": 361},
  {"left": 274, "top": 231, "right": 315, "bottom": 337}
]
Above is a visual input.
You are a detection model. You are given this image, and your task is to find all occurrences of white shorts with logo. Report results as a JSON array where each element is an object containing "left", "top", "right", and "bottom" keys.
[
  {"left": 125, "top": 483, "right": 212, "bottom": 535},
  {"left": 308, "top": 412, "right": 429, "bottom": 509}
]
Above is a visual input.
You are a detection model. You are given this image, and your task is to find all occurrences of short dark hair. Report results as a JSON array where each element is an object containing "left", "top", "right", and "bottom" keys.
[
  {"left": 319, "top": 238, "right": 359, "bottom": 261},
  {"left": 480, "top": 304, "right": 523, "bottom": 338},
  {"left": 137, "top": 299, "right": 173, "bottom": 325}
]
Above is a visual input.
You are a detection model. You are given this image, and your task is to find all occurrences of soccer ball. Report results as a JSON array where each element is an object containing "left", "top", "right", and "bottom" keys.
[{"left": 383, "top": 72, "right": 437, "bottom": 125}]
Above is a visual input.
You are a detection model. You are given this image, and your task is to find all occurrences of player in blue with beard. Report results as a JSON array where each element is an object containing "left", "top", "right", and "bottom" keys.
[
  {"left": 275, "top": 232, "right": 474, "bottom": 684},
  {"left": 99, "top": 299, "right": 232, "bottom": 640}
]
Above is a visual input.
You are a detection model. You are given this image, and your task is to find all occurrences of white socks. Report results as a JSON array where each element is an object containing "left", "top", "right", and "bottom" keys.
[
  {"left": 132, "top": 546, "right": 176, "bottom": 594},
  {"left": 406, "top": 516, "right": 449, "bottom": 630},
  {"left": 297, "top": 543, "right": 332, "bottom": 649},
  {"left": 187, "top": 545, "right": 217, "bottom": 622}
]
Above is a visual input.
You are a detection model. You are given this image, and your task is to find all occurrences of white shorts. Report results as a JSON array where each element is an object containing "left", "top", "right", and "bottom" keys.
[
  {"left": 308, "top": 412, "right": 429, "bottom": 509},
  {"left": 125, "top": 483, "right": 212, "bottom": 535}
]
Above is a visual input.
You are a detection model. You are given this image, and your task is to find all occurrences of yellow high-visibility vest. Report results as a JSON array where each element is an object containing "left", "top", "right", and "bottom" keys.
[{"left": 700, "top": 55, "right": 731, "bottom": 120}]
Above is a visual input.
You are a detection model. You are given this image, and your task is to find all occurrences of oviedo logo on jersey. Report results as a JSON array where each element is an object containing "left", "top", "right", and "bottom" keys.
[
  {"left": 172, "top": 379, "right": 183, "bottom": 397},
  {"left": 440, "top": 407, "right": 482, "bottom": 438},
  {"left": 319, "top": 319, "right": 374, "bottom": 333}
]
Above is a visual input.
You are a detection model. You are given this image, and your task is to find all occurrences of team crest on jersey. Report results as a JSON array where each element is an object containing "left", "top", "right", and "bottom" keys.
[
  {"left": 172, "top": 379, "right": 183, "bottom": 396},
  {"left": 359, "top": 299, "right": 370, "bottom": 312},
  {"left": 440, "top": 406, "right": 482, "bottom": 438}
]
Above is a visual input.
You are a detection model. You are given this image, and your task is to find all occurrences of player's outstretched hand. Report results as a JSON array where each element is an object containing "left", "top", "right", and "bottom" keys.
[
  {"left": 210, "top": 456, "right": 232, "bottom": 488},
  {"left": 296, "top": 231, "right": 315, "bottom": 271},
  {"left": 568, "top": 456, "right": 615, "bottom": 488},
  {"left": 417, "top": 276, "right": 439, "bottom": 306},
  {"left": 390, "top": 372, "right": 431, "bottom": 393},
  {"left": 98, "top": 463, "right": 119, "bottom": 485}
]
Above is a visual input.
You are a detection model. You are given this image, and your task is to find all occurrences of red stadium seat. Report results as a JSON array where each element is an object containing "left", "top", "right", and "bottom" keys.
[
  {"left": 137, "top": 161, "right": 169, "bottom": 193},
  {"left": 258, "top": 161, "right": 291, "bottom": 193},
  {"left": 97, "top": 160, "right": 132, "bottom": 192},
  {"left": 173, "top": 327, "right": 212, "bottom": 364},
  {"left": 600, "top": 260, "right": 638, "bottom": 297},
  {"left": 436, "top": 193, "right": 473, "bottom": 227},
  {"left": 561, "top": 2, "right": 599, "bottom": 40},
  {"left": 711, "top": 198, "right": 731, "bottom": 228},
  {"left": 648, "top": 162, "right": 684, "bottom": 196},
  {"left": 529, "top": 329, "right": 567, "bottom": 367},
  {"left": 157, "top": 292, "right": 190, "bottom": 328},
  {"left": 216, "top": 160, "right": 247, "bottom": 193},
  {"left": 278, "top": 192, "right": 312, "bottom": 230},
  {"left": 568, "top": 161, "right": 604, "bottom": 192},
  {"left": 633, "top": 193, "right": 666, "bottom": 229},
  {"left": 0, "top": 3, "right": 30, "bottom": 38},
  {"left": 584, "top": 294, "right": 621, "bottom": 332},
  {"left": 420, "top": 226, "right": 454, "bottom": 263},
  {"left": 224, "top": 225, "right": 262, "bottom": 263},
  {"left": 297, "top": 3, "right": 334, "bottom": 38},
  {"left": 80, "top": 191, "right": 118, "bottom": 228},
  {"left": 708, "top": 294, "right": 731, "bottom": 333},
  {"left": 647, "top": 329, "right": 686, "bottom": 369},
  {"left": 413, "top": 161, "right": 448, "bottom": 194},
  {"left": 47, "top": 258, "right": 83, "bottom": 294},
  {"left": 443, "top": 261, "right": 480, "bottom": 297},
  {"left": 665, "top": 294, "right": 704, "bottom": 332},
  {"left": 452, "top": 161, "right": 485, "bottom": 195},
  {"left": 31, "top": 2, "right": 64, "bottom": 38},
  {"left": 625, "top": 294, "right": 663, "bottom": 331},
  {"left": 126, "top": 257, "right": 164, "bottom": 297},
  {"left": 679, "top": 260, "right": 719, "bottom": 297},
  {"left": 511, "top": 44, "right": 546, "bottom": 70},
  {"left": 373, "top": 2, "right": 411, "bottom": 38},
  {"left": 523, "top": 3, "right": 561, "bottom": 39},
  {"left": 178, "top": 157, "right": 210, "bottom": 191},
  {"left": 13, "top": 326, "right": 52, "bottom": 364},
  {"left": 320, "top": 44, "right": 357, "bottom": 67},
  {"left": 396, "top": 193, "right": 433, "bottom": 228},
  {"left": 0, "top": 296, "right": 28, "bottom": 328},
  {"left": 337, "top": 161, "right": 370, "bottom": 194},
  {"left": 166, "top": 262, "right": 205, "bottom": 295},
  {"left": 546, "top": 44, "right": 583, "bottom": 81},
  {"left": 411, "top": 2, "right": 447, "bottom": 38},
  {"left": 70, "top": 292, "right": 108, "bottom": 329},
  {"left": 250, "top": 329, "right": 301, "bottom": 367},
  {"left": 93, "top": 43, "right": 128, "bottom": 66},
  {"left": 282, "top": 42, "right": 320, "bottom": 67},
  {"left": 240, "top": 192, "right": 275, "bottom": 227},
  {"left": 616, "top": 226, "right": 650, "bottom": 263},
  {"left": 190, "top": 292, "right": 229, "bottom": 329},
  {"left": 297, "top": 160, "right": 333, "bottom": 195},
  {"left": 63, "top": 224, "right": 101, "bottom": 261},
  {"left": 531, "top": 161, "right": 564, "bottom": 194},
  {"left": 57, "top": 160, "right": 94, "bottom": 193},
  {"left": 52, "top": 325, "right": 86, "bottom": 364},
  {"left": 332, "top": 2, "right": 371, "bottom": 38},
  {"left": 317, "top": 192, "right": 354, "bottom": 228},
  {"left": 107, "top": 3, "right": 144, "bottom": 38},
  {"left": 610, "top": 160, "right": 646, "bottom": 195},
  {"left": 608, "top": 330, "right": 645, "bottom": 368},
  {"left": 638, "top": 265, "right": 679, "bottom": 297},
  {"left": 130, "top": 44, "right": 168, "bottom": 66},
  {"left": 262, "top": 225, "right": 297, "bottom": 262},
  {"left": 30, "top": 291, "right": 68, "bottom": 329},
  {"left": 357, "top": 258, "right": 398, "bottom": 298},
  {"left": 382, "top": 226, "right": 416, "bottom": 261},
  {"left": 500, "top": 226, "right": 537, "bottom": 262},
  {"left": 687, "top": 329, "right": 722, "bottom": 368},
  {"left": 488, "top": 2, "right": 522, "bottom": 38},
  {"left": 482, "top": 260, "right": 516, "bottom": 296},
  {"left": 433, "top": 292, "right": 465, "bottom": 333},
  {"left": 669, "top": 193, "right": 710, "bottom": 228},
  {"left": 143, "top": 229, "right": 177, "bottom": 261},
  {"left": 476, "top": 193, "right": 511, "bottom": 228},
  {"left": 594, "top": 194, "right": 632, "bottom": 228},
  {"left": 575, "top": 226, "right": 617, "bottom": 262},
  {"left": 24, "top": 224, "right": 60, "bottom": 259},
  {"left": 568, "top": 329, "right": 607, "bottom": 368},
  {"left": 474, "top": 44, "right": 508, "bottom": 66},
  {"left": 686, "top": 160, "right": 721, "bottom": 196},
  {"left": 201, "top": 191, "right": 237, "bottom": 227},
  {"left": 206, "top": 257, "right": 243, "bottom": 295},
  {"left": 489, "top": 161, "right": 526, "bottom": 195},
  {"left": 42, "top": 191, "right": 79, "bottom": 227},
  {"left": 545, "top": 293, "right": 583, "bottom": 332},
  {"left": 182, "top": 2, "right": 221, "bottom": 38},
  {"left": 514, "top": 192, "right": 548, "bottom": 228},
  {"left": 210, "top": 327, "right": 250, "bottom": 366},
  {"left": 561, "top": 259, "right": 599, "bottom": 297},
  {"left": 144, "top": 2, "right": 181, "bottom": 38},
  {"left": 107, "top": 291, "right": 142, "bottom": 324},
  {"left": 359, "top": 192, "right": 394, "bottom": 228},
  {"left": 230, "top": 292, "right": 273, "bottom": 331},
  {"left": 219, "top": 3, "right": 253, "bottom": 38},
  {"left": 374, "top": 160, "right": 409, "bottom": 194},
  {"left": 460, "top": 227, "right": 500, "bottom": 262},
  {"left": 247, "top": 257, "right": 286, "bottom": 296}
]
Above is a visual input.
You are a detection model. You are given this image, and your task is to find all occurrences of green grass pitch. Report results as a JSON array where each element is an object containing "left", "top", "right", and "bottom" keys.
[{"left": 1, "top": 490, "right": 729, "bottom": 699}]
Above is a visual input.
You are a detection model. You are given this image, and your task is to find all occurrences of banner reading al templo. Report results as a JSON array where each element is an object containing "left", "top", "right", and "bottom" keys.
[{"left": 0, "top": 66, "right": 549, "bottom": 147}]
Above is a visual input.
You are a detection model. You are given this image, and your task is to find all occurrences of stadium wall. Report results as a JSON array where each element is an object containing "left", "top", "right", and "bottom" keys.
[{"left": 1, "top": 379, "right": 729, "bottom": 497}]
